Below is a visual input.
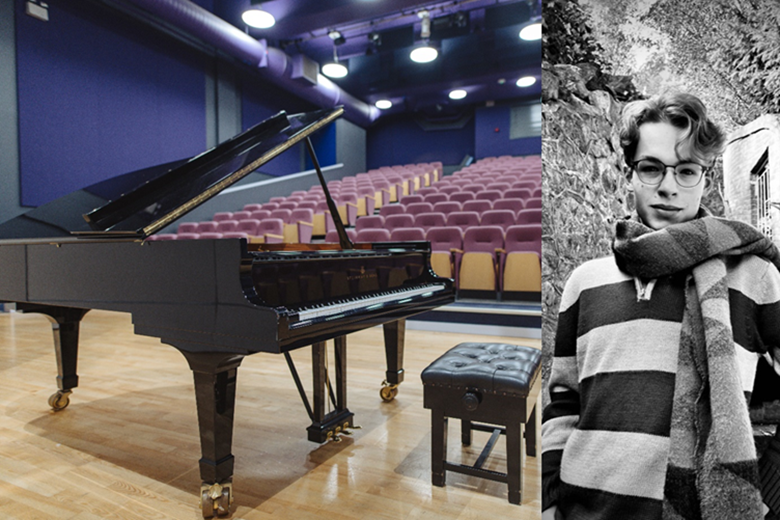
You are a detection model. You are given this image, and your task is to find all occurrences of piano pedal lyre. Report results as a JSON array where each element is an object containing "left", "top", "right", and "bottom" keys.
[
  {"left": 380, "top": 380, "right": 399, "bottom": 402},
  {"left": 199, "top": 481, "right": 232, "bottom": 519}
]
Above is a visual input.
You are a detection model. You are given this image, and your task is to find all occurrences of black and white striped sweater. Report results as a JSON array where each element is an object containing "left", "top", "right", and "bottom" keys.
[{"left": 542, "top": 254, "right": 780, "bottom": 520}]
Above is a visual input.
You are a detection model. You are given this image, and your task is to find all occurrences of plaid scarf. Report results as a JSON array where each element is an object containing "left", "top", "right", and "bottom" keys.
[{"left": 613, "top": 213, "right": 780, "bottom": 520}]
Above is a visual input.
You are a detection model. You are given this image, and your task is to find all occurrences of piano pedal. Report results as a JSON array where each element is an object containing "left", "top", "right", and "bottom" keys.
[
  {"left": 380, "top": 381, "right": 399, "bottom": 402},
  {"left": 199, "top": 481, "right": 232, "bottom": 519}
]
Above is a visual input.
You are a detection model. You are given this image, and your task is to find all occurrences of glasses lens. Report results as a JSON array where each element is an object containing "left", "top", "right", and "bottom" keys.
[
  {"left": 633, "top": 159, "right": 704, "bottom": 187},
  {"left": 634, "top": 159, "right": 665, "bottom": 184},
  {"left": 674, "top": 163, "right": 704, "bottom": 187}
]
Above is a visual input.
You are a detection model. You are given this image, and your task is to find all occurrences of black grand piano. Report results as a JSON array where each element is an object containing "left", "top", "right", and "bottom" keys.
[{"left": 0, "top": 107, "right": 454, "bottom": 517}]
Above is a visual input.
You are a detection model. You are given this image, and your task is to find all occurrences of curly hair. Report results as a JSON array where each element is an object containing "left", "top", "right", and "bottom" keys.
[{"left": 619, "top": 92, "right": 726, "bottom": 168}]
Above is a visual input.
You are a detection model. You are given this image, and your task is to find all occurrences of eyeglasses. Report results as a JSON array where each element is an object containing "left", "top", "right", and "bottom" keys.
[{"left": 630, "top": 158, "right": 710, "bottom": 188}]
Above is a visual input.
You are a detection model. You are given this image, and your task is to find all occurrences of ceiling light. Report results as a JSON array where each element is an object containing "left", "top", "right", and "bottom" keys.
[
  {"left": 449, "top": 89, "right": 467, "bottom": 100},
  {"left": 516, "top": 76, "right": 536, "bottom": 87},
  {"left": 519, "top": 22, "right": 541, "bottom": 41},
  {"left": 410, "top": 46, "right": 438, "bottom": 63},
  {"left": 242, "top": 2, "right": 275, "bottom": 29},
  {"left": 322, "top": 62, "right": 348, "bottom": 78},
  {"left": 375, "top": 100, "right": 392, "bottom": 110}
]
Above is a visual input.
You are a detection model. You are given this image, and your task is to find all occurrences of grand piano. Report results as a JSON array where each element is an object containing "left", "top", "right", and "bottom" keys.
[{"left": 0, "top": 107, "right": 454, "bottom": 517}]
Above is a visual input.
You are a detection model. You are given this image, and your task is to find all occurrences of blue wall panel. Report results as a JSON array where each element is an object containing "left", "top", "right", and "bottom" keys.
[
  {"left": 16, "top": 0, "right": 207, "bottom": 207},
  {"left": 241, "top": 74, "right": 314, "bottom": 176},
  {"left": 366, "top": 115, "right": 474, "bottom": 169},
  {"left": 474, "top": 104, "right": 541, "bottom": 159}
]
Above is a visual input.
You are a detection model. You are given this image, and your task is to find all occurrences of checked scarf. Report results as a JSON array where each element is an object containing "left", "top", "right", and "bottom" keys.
[{"left": 612, "top": 212, "right": 780, "bottom": 520}]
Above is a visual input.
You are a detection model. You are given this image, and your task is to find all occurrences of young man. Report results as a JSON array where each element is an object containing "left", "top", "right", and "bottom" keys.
[{"left": 542, "top": 92, "right": 780, "bottom": 519}]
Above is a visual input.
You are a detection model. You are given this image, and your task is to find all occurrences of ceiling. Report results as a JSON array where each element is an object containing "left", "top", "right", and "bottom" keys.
[{"left": 212, "top": 0, "right": 542, "bottom": 118}]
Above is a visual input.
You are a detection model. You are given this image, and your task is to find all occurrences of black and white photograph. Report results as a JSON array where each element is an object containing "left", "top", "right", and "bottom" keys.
[{"left": 541, "top": 1, "right": 780, "bottom": 519}]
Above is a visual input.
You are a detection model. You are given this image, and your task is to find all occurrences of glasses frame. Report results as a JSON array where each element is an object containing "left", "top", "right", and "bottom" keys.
[{"left": 629, "top": 158, "right": 710, "bottom": 188}]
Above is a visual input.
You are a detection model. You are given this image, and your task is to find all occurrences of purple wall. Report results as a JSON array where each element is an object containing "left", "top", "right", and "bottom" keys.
[
  {"left": 366, "top": 114, "right": 475, "bottom": 169},
  {"left": 474, "top": 104, "right": 541, "bottom": 159},
  {"left": 15, "top": 0, "right": 207, "bottom": 207},
  {"left": 241, "top": 74, "right": 316, "bottom": 176}
]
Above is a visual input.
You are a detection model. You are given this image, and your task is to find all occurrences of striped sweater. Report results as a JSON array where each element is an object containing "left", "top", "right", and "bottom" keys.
[{"left": 542, "top": 254, "right": 780, "bottom": 520}]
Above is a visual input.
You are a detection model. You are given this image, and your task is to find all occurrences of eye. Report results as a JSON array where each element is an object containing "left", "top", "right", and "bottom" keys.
[
  {"left": 637, "top": 160, "right": 663, "bottom": 174},
  {"left": 676, "top": 164, "right": 701, "bottom": 177}
]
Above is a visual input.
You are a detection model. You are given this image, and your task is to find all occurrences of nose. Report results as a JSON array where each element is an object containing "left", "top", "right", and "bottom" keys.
[{"left": 657, "top": 165, "right": 678, "bottom": 194}]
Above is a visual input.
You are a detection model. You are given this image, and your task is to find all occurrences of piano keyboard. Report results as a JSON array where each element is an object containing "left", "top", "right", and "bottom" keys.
[{"left": 290, "top": 283, "right": 448, "bottom": 327}]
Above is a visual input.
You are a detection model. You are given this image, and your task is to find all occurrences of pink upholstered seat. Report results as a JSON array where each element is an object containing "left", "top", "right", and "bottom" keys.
[{"left": 390, "top": 227, "right": 426, "bottom": 242}]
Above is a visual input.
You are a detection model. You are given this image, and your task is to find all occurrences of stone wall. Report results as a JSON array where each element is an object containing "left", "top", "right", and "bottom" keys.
[{"left": 541, "top": 62, "right": 632, "bottom": 402}]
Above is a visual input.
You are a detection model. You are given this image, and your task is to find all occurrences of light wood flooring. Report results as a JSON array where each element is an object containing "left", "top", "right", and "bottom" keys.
[{"left": 0, "top": 309, "right": 541, "bottom": 520}]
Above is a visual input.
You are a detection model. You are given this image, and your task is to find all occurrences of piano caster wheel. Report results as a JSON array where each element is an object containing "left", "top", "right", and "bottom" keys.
[
  {"left": 48, "top": 390, "right": 72, "bottom": 411},
  {"left": 380, "top": 382, "right": 399, "bottom": 402},
  {"left": 200, "top": 482, "right": 232, "bottom": 518}
]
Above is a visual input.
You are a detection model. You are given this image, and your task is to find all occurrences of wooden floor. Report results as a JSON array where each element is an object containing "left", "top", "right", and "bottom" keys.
[{"left": 0, "top": 310, "right": 541, "bottom": 520}]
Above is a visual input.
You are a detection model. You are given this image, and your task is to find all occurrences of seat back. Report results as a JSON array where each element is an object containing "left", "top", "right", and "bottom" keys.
[
  {"left": 390, "top": 227, "right": 426, "bottom": 242},
  {"left": 414, "top": 212, "right": 447, "bottom": 231},
  {"left": 480, "top": 209, "right": 517, "bottom": 231}
]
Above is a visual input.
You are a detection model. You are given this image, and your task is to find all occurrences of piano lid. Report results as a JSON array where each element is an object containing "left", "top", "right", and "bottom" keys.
[{"left": 0, "top": 107, "right": 344, "bottom": 241}]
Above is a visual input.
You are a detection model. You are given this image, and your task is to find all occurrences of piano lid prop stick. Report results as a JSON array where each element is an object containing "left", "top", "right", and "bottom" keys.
[{"left": 305, "top": 137, "right": 353, "bottom": 250}]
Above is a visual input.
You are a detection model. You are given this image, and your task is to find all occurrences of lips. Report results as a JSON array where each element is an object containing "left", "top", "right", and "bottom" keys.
[{"left": 651, "top": 204, "right": 682, "bottom": 212}]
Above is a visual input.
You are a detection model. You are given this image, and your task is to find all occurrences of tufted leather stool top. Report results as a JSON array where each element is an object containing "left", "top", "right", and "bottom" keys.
[{"left": 421, "top": 342, "right": 541, "bottom": 398}]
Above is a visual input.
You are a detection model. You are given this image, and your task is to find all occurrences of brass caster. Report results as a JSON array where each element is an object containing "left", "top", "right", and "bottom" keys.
[
  {"left": 200, "top": 482, "right": 232, "bottom": 518},
  {"left": 380, "top": 381, "right": 399, "bottom": 402},
  {"left": 48, "top": 390, "right": 72, "bottom": 411}
]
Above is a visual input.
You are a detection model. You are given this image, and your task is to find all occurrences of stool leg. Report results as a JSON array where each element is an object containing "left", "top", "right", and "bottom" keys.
[
  {"left": 507, "top": 422, "right": 522, "bottom": 505},
  {"left": 525, "top": 404, "right": 537, "bottom": 457},
  {"left": 461, "top": 419, "right": 472, "bottom": 446},
  {"left": 432, "top": 410, "right": 447, "bottom": 487}
]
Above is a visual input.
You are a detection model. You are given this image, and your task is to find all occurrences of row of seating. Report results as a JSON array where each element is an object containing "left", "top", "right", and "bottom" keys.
[
  {"left": 383, "top": 198, "right": 541, "bottom": 217},
  {"left": 322, "top": 224, "right": 541, "bottom": 298},
  {"left": 358, "top": 208, "right": 541, "bottom": 234}
]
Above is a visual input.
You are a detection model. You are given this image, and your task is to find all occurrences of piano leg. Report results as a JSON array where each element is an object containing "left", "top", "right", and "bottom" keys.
[
  {"left": 179, "top": 351, "right": 244, "bottom": 519},
  {"left": 380, "top": 319, "right": 405, "bottom": 401},
  {"left": 306, "top": 338, "right": 354, "bottom": 443},
  {"left": 17, "top": 304, "right": 90, "bottom": 411}
]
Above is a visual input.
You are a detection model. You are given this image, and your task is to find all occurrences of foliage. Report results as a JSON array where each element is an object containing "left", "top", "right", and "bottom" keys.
[{"left": 543, "top": 0, "right": 608, "bottom": 70}]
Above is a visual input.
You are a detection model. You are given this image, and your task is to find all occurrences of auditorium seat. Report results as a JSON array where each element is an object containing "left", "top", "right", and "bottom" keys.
[
  {"left": 426, "top": 226, "right": 463, "bottom": 280},
  {"left": 458, "top": 226, "right": 505, "bottom": 297},
  {"left": 196, "top": 221, "right": 219, "bottom": 233},
  {"left": 474, "top": 190, "right": 503, "bottom": 204},
  {"left": 212, "top": 212, "right": 233, "bottom": 222},
  {"left": 493, "top": 198, "right": 525, "bottom": 214},
  {"left": 432, "top": 201, "right": 462, "bottom": 215},
  {"left": 234, "top": 219, "right": 261, "bottom": 236},
  {"left": 385, "top": 214, "right": 415, "bottom": 232},
  {"left": 177, "top": 222, "right": 199, "bottom": 234},
  {"left": 355, "top": 215, "right": 385, "bottom": 232},
  {"left": 255, "top": 219, "right": 285, "bottom": 244},
  {"left": 390, "top": 227, "right": 426, "bottom": 242},
  {"left": 379, "top": 204, "right": 405, "bottom": 218},
  {"left": 500, "top": 224, "right": 542, "bottom": 301},
  {"left": 517, "top": 208, "right": 542, "bottom": 224},
  {"left": 524, "top": 197, "right": 542, "bottom": 209},
  {"left": 446, "top": 211, "right": 481, "bottom": 232},
  {"left": 462, "top": 200, "right": 493, "bottom": 215},
  {"left": 325, "top": 228, "right": 357, "bottom": 243},
  {"left": 404, "top": 202, "right": 435, "bottom": 217},
  {"left": 414, "top": 212, "right": 447, "bottom": 232},
  {"left": 355, "top": 228, "right": 391, "bottom": 242},
  {"left": 290, "top": 208, "right": 314, "bottom": 243},
  {"left": 449, "top": 192, "right": 475, "bottom": 204},
  {"left": 480, "top": 209, "right": 517, "bottom": 231}
]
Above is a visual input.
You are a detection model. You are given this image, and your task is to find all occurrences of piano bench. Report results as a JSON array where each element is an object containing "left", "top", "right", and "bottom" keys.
[{"left": 420, "top": 342, "right": 542, "bottom": 505}]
